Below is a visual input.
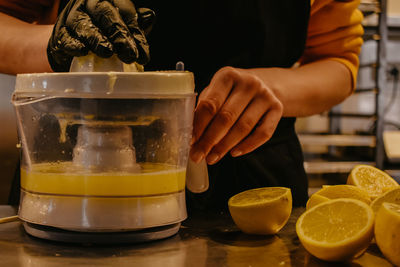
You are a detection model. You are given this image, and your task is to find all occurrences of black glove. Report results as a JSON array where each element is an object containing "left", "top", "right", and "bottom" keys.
[{"left": 47, "top": 0, "right": 155, "bottom": 72}]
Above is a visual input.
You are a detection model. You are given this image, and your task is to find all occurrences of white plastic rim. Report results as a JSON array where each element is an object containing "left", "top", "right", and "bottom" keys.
[{"left": 14, "top": 71, "right": 195, "bottom": 98}]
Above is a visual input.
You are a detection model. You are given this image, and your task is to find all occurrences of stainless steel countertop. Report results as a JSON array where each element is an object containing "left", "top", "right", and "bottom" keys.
[{"left": 0, "top": 205, "right": 393, "bottom": 267}]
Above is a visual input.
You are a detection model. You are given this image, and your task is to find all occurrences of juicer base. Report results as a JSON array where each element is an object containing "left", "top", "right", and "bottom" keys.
[{"left": 23, "top": 222, "right": 180, "bottom": 244}]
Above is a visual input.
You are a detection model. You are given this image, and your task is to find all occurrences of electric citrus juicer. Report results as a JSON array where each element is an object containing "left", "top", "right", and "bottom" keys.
[{"left": 12, "top": 55, "right": 208, "bottom": 243}]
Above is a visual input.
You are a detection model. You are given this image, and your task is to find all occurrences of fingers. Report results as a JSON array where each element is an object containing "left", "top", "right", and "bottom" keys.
[
  {"left": 131, "top": 8, "right": 156, "bottom": 64},
  {"left": 206, "top": 93, "right": 280, "bottom": 164},
  {"left": 190, "top": 67, "right": 284, "bottom": 165},
  {"left": 112, "top": 0, "right": 151, "bottom": 64},
  {"left": 48, "top": 26, "right": 87, "bottom": 72},
  {"left": 57, "top": 27, "right": 87, "bottom": 57},
  {"left": 52, "top": 0, "right": 151, "bottom": 67},
  {"left": 191, "top": 68, "right": 239, "bottom": 145},
  {"left": 231, "top": 106, "right": 282, "bottom": 156},
  {"left": 191, "top": 79, "right": 257, "bottom": 163},
  {"left": 123, "top": 26, "right": 149, "bottom": 65},
  {"left": 137, "top": 8, "right": 156, "bottom": 35},
  {"left": 65, "top": 7, "right": 113, "bottom": 58},
  {"left": 49, "top": 0, "right": 153, "bottom": 71},
  {"left": 86, "top": 0, "right": 139, "bottom": 63}
]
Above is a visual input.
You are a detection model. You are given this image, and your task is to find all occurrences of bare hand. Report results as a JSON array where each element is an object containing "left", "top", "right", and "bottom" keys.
[{"left": 190, "top": 67, "right": 284, "bottom": 165}]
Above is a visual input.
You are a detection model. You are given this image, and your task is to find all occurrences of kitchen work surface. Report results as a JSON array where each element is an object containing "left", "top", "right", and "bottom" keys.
[{"left": 0, "top": 206, "right": 393, "bottom": 267}]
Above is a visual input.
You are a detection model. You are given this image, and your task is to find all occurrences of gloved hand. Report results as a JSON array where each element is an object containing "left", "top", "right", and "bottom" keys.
[{"left": 47, "top": 0, "right": 155, "bottom": 72}]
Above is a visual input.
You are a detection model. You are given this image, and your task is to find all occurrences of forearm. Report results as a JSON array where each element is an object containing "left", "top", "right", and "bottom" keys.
[
  {"left": 249, "top": 60, "right": 353, "bottom": 117},
  {"left": 0, "top": 12, "right": 53, "bottom": 75}
]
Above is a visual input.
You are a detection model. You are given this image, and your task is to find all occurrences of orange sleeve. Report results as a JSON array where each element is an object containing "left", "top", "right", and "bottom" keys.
[{"left": 300, "top": 0, "right": 364, "bottom": 90}]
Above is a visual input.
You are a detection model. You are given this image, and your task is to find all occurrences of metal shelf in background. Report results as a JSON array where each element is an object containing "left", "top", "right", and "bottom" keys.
[
  {"left": 305, "top": 162, "right": 400, "bottom": 183},
  {"left": 300, "top": 1, "right": 391, "bottom": 177},
  {"left": 328, "top": 112, "right": 376, "bottom": 118},
  {"left": 374, "top": 0, "right": 388, "bottom": 169},
  {"left": 324, "top": 0, "right": 389, "bottom": 170},
  {"left": 385, "top": 169, "right": 400, "bottom": 182},
  {"left": 304, "top": 161, "right": 375, "bottom": 174},
  {"left": 363, "top": 26, "right": 400, "bottom": 39},
  {"left": 359, "top": 0, "right": 380, "bottom": 14},
  {"left": 298, "top": 134, "right": 376, "bottom": 147},
  {"left": 354, "top": 87, "right": 377, "bottom": 93}
]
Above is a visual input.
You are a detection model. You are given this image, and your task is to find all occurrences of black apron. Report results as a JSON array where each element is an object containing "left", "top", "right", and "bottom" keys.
[
  {"left": 9, "top": 0, "right": 310, "bottom": 209},
  {"left": 137, "top": 0, "right": 310, "bottom": 210}
]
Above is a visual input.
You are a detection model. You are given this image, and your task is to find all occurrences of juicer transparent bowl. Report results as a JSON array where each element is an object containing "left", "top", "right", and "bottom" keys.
[{"left": 12, "top": 71, "right": 196, "bottom": 231}]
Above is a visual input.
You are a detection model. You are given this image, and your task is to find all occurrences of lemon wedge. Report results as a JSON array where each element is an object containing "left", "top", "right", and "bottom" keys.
[
  {"left": 228, "top": 187, "right": 292, "bottom": 235},
  {"left": 374, "top": 202, "right": 400, "bottom": 266},
  {"left": 347, "top": 165, "right": 399, "bottom": 200},
  {"left": 296, "top": 198, "right": 374, "bottom": 261}
]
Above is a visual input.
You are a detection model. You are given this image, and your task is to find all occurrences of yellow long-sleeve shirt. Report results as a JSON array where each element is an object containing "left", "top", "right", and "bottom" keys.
[{"left": 302, "top": 0, "right": 364, "bottom": 89}]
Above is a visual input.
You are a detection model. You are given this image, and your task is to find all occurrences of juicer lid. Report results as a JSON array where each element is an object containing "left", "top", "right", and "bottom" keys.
[{"left": 14, "top": 71, "right": 194, "bottom": 98}]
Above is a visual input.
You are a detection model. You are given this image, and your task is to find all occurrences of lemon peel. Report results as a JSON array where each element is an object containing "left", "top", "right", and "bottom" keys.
[{"left": 228, "top": 187, "right": 292, "bottom": 235}]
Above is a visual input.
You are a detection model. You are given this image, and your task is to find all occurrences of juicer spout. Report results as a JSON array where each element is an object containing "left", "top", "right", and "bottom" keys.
[
  {"left": 175, "top": 62, "right": 209, "bottom": 193},
  {"left": 186, "top": 159, "right": 209, "bottom": 193}
]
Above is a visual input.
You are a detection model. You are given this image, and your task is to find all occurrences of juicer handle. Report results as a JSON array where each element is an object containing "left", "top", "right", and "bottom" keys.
[{"left": 186, "top": 159, "right": 209, "bottom": 193}]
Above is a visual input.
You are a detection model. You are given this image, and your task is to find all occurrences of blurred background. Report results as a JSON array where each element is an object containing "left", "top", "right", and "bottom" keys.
[
  {"left": 0, "top": 0, "right": 399, "bottom": 204},
  {"left": 297, "top": 0, "right": 400, "bottom": 193}
]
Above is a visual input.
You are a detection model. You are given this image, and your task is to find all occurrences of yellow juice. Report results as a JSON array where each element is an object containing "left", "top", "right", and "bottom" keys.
[{"left": 21, "top": 162, "right": 186, "bottom": 196}]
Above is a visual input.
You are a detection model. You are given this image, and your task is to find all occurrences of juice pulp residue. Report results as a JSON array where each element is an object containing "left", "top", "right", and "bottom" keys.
[{"left": 58, "top": 118, "right": 69, "bottom": 143}]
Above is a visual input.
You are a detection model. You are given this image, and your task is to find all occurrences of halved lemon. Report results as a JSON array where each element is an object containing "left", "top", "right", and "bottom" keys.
[
  {"left": 296, "top": 198, "right": 374, "bottom": 262},
  {"left": 306, "top": 185, "right": 371, "bottom": 210},
  {"left": 374, "top": 202, "right": 400, "bottom": 266},
  {"left": 371, "top": 187, "right": 400, "bottom": 214},
  {"left": 347, "top": 165, "right": 399, "bottom": 200},
  {"left": 228, "top": 187, "right": 292, "bottom": 235},
  {"left": 306, "top": 194, "right": 330, "bottom": 210}
]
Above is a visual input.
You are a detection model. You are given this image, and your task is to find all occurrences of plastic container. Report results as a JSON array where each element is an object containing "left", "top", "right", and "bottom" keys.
[{"left": 13, "top": 71, "right": 196, "bottom": 231}]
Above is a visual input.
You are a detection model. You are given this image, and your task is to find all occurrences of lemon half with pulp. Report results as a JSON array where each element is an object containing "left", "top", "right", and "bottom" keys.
[
  {"left": 228, "top": 187, "right": 292, "bottom": 235},
  {"left": 296, "top": 198, "right": 374, "bottom": 262},
  {"left": 347, "top": 165, "right": 399, "bottom": 200}
]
